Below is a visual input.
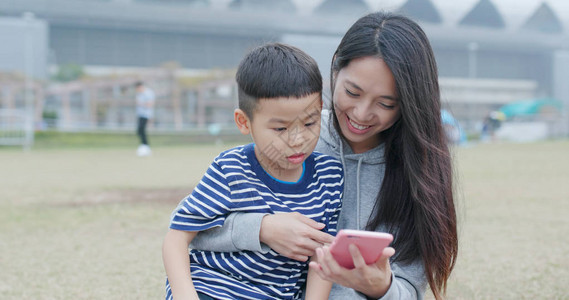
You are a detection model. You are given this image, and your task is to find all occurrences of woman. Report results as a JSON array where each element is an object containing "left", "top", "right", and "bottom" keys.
[{"left": 189, "top": 12, "right": 458, "bottom": 299}]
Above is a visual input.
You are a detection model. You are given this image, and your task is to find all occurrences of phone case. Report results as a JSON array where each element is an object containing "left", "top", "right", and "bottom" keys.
[{"left": 329, "top": 229, "right": 393, "bottom": 269}]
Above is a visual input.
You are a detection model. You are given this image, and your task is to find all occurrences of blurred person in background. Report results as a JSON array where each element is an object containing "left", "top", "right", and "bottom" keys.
[
  {"left": 189, "top": 11, "right": 458, "bottom": 300},
  {"left": 135, "top": 81, "right": 155, "bottom": 156},
  {"left": 441, "top": 109, "right": 467, "bottom": 145},
  {"left": 481, "top": 110, "right": 505, "bottom": 142}
]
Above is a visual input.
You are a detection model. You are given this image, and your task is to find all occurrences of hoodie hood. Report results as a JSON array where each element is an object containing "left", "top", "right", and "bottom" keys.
[{"left": 315, "top": 109, "right": 387, "bottom": 232}]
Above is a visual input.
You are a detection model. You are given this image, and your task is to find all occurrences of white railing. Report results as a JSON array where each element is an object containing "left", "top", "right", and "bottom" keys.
[{"left": 0, "top": 109, "right": 34, "bottom": 149}]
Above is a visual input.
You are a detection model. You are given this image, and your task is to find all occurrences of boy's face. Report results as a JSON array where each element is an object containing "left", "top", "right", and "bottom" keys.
[{"left": 237, "top": 92, "right": 322, "bottom": 182}]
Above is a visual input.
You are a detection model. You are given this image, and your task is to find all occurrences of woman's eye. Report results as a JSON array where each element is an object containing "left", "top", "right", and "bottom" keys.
[
  {"left": 379, "top": 102, "right": 395, "bottom": 109},
  {"left": 345, "top": 89, "right": 358, "bottom": 97}
]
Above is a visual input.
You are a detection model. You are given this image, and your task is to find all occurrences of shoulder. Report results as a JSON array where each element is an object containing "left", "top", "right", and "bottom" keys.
[
  {"left": 311, "top": 151, "right": 343, "bottom": 175},
  {"left": 308, "top": 152, "right": 344, "bottom": 200},
  {"left": 211, "top": 144, "right": 252, "bottom": 171},
  {"left": 215, "top": 144, "right": 248, "bottom": 160}
]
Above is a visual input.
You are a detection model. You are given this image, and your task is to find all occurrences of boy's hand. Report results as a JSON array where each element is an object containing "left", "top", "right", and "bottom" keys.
[{"left": 260, "top": 212, "right": 334, "bottom": 261}]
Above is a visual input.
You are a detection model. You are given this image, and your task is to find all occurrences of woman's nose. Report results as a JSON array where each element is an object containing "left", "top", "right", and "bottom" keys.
[{"left": 352, "top": 101, "right": 372, "bottom": 122}]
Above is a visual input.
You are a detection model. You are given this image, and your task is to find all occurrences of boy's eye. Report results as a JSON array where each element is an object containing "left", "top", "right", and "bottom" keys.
[
  {"left": 273, "top": 127, "right": 287, "bottom": 132},
  {"left": 345, "top": 89, "right": 359, "bottom": 97},
  {"left": 305, "top": 122, "right": 315, "bottom": 127}
]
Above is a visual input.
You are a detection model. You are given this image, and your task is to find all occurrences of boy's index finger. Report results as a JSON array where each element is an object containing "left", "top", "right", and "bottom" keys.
[
  {"left": 310, "top": 229, "right": 335, "bottom": 245},
  {"left": 297, "top": 215, "right": 334, "bottom": 244},
  {"left": 300, "top": 216, "right": 325, "bottom": 229}
]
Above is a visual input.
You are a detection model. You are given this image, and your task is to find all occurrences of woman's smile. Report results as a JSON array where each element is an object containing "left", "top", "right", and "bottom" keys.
[{"left": 346, "top": 115, "right": 373, "bottom": 133}]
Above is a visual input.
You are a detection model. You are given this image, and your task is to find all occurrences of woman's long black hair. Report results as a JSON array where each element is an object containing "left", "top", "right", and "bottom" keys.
[{"left": 330, "top": 12, "right": 458, "bottom": 299}]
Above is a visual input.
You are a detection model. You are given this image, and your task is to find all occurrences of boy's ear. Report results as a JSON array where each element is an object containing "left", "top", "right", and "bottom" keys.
[{"left": 234, "top": 109, "right": 251, "bottom": 135}]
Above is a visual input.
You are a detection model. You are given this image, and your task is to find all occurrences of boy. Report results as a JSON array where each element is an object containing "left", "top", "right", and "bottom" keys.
[{"left": 162, "top": 43, "right": 343, "bottom": 300}]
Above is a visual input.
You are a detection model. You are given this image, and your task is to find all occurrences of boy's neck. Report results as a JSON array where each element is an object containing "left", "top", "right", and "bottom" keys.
[
  {"left": 263, "top": 162, "right": 305, "bottom": 184},
  {"left": 254, "top": 147, "right": 304, "bottom": 183}
]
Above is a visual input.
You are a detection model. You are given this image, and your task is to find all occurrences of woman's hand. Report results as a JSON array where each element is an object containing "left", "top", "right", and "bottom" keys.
[
  {"left": 259, "top": 212, "right": 335, "bottom": 261},
  {"left": 309, "top": 244, "right": 396, "bottom": 298}
]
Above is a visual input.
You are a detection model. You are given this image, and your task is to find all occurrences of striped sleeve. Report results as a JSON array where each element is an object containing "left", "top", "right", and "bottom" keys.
[
  {"left": 170, "top": 159, "right": 233, "bottom": 232},
  {"left": 326, "top": 196, "right": 342, "bottom": 236},
  {"left": 319, "top": 155, "right": 343, "bottom": 237}
]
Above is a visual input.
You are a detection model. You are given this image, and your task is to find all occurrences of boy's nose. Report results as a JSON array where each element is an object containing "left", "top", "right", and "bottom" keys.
[{"left": 287, "top": 127, "right": 305, "bottom": 147}]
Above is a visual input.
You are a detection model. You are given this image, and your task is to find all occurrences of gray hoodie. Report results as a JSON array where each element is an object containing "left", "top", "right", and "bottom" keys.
[{"left": 189, "top": 110, "right": 427, "bottom": 299}]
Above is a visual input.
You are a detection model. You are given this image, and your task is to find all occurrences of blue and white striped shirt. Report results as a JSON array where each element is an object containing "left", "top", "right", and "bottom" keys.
[{"left": 169, "top": 143, "right": 343, "bottom": 300}]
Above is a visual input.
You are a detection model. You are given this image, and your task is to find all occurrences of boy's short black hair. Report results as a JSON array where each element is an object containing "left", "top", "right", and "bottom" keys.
[
  {"left": 236, "top": 43, "right": 322, "bottom": 119},
  {"left": 135, "top": 81, "right": 144, "bottom": 88}
]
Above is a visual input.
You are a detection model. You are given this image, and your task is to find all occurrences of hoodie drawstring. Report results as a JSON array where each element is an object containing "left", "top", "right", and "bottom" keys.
[
  {"left": 356, "top": 157, "right": 363, "bottom": 230},
  {"left": 339, "top": 139, "right": 364, "bottom": 230},
  {"left": 339, "top": 140, "right": 346, "bottom": 182},
  {"left": 338, "top": 141, "right": 348, "bottom": 227}
]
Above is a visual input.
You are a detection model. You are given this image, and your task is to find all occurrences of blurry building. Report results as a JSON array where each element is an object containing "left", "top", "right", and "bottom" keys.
[
  {"left": 0, "top": 13, "right": 48, "bottom": 80},
  {"left": 0, "top": 0, "right": 568, "bottom": 135}
]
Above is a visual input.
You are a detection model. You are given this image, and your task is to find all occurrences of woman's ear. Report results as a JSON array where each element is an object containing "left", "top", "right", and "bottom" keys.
[{"left": 234, "top": 109, "right": 251, "bottom": 135}]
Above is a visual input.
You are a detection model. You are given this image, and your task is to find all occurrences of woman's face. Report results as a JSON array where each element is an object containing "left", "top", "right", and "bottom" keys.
[{"left": 333, "top": 56, "right": 401, "bottom": 154}]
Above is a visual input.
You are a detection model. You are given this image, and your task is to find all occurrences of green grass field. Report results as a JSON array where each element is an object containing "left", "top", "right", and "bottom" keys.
[{"left": 1, "top": 138, "right": 568, "bottom": 299}]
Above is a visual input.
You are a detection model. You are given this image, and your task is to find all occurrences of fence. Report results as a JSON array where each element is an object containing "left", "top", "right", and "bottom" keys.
[
  {"left": 0, "top": 109, "right": 34, "bottom": 149},
  {"left": 2, "top": 71, "right": 566, "bottom": 142},
  {"left": 0, "top": 69, "right": 238, "bottom": 132}
]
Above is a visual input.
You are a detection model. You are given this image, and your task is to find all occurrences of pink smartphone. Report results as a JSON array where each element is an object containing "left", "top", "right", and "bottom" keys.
[{"left": 329, "top": 229, "right": 393, "bottom": 269}]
